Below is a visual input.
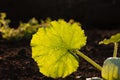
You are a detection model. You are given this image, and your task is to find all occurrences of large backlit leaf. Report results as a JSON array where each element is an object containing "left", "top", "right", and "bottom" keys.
[
  {"left": 99, "top": 33, "right": 120, "bottom": 45},
  {"left": 31, "top": 19, "right": 87, "bottom": 78}
]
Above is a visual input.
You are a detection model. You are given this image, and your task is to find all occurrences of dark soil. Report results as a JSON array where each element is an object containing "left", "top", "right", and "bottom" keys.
[{"left": 0, "top": 28, "right": 120, "bottom": 80}]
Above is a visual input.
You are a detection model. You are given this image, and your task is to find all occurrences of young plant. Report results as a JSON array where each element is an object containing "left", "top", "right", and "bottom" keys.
[
  {"left": 31, "top": 19, "right": 102, "bottom": 78},
  {"left": 0, "top": 12, "right": 41, "bottom": 40},
  {"left": 0, "top": 12, "right": 11, "bottom": 39},
  {"left": 99, "top": 33, "right": 120, "bottom": 80}
]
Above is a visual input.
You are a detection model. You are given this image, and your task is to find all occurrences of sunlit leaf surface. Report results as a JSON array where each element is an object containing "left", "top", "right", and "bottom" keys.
[
  {"left": 99, "top": 33, "right": 120, "bottom": 45},
  {"left": 31, "top": 20, "right": 87, "bottom": 78}
]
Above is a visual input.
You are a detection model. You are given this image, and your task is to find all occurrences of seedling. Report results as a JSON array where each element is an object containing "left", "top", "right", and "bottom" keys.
[
  {"left": 99, "top": 33, "right": 120, "bottom": 80},
  {"left": 31, "top": 19, "right": 102, "bottom": 78},
  {"left": 0, "top": 13, "right": 40, "bottom": 40}
]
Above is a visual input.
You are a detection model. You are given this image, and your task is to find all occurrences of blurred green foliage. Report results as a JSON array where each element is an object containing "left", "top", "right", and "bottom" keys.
[{"left": 0, "top": 13, "right": 52, "bottom": 41}]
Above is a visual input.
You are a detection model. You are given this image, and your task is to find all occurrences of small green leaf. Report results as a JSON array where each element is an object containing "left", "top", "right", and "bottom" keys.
[
  {"left": 31, "top": 19, "right": 87, "bottom": 78},
  {"left": 99, "top": 33, "right": 120, "bottom": 45},
  {"left": 0, "top": 13, "right": 6, "bottom": 19}
]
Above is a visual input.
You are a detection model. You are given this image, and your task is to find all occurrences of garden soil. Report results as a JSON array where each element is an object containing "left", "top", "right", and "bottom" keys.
[{"left": 0, "top": 28, "right": 120, "bottom": 80}]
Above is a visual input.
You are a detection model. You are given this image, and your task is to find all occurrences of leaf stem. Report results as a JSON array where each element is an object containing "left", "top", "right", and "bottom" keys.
[
  {"left": 75, "top": 50, "right": 102, "bottom": 71},
  {"left": 113, "top": 42, "right": 118, "bottom": 57}
]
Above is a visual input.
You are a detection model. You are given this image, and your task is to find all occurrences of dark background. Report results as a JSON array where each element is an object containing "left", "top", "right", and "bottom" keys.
[{"left": 0, "top": 0, "right": 120, "bottom": 29}]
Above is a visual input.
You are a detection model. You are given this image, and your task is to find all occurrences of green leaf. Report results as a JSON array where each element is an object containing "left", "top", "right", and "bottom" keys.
[
  {"left": 99, "top": 33, "right": 120, "bottom": 45},
  {"left": 31, "top": 19, "right": 87, "bottom": 78},
  {"left": 0, "top": 13, "right": 6, "bottom": 19}
]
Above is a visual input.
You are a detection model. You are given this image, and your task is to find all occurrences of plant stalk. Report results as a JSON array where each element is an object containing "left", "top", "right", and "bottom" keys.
[
  {"left": 75, "top": 50, "right": 102, "bottom": 71},
  {"left": 113, "top": 42, "right": 118, "bottom": 57}
]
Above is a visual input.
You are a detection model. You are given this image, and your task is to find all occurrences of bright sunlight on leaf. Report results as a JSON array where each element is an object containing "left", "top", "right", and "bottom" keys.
[
  {"left": 99, "top": 33, "right": 120, "bottom": 45},
  {"left": 31, "top": 19, "right": 87, "bottom": 78}
]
